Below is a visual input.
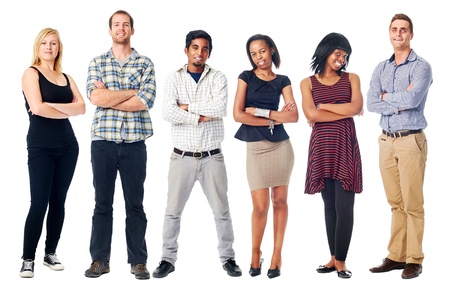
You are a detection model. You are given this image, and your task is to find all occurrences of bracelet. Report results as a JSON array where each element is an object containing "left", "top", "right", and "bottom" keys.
[
  {"left": 255, "top": 108, "right": 270, "bottom": 118},
  {"left": 268, "top": 119, "right": 274, "bottom": 135}
]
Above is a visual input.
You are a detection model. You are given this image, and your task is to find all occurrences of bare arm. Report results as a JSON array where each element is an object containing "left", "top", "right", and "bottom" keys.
[
  {"left": 300, "top": 77, "right": 349, "bottom": 124},
  {"left": 22, "top": 68, "right": 72, "bottom": 119},
  {"left": 244, "top": 84, "right": 299, "bottom": 123},
  {"left": 45, "top": 74, "right": 86, "bottom": 116},
  {"left": 233, "top": 78, "right": 273, "bottom": 126},
  {"left": 317, "top": 73, "right": 363, "bottom": 116}
]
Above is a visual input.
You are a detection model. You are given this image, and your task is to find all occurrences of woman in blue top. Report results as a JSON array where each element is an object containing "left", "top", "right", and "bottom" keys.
[{"left": 233, "top": 34, "right": 298, "bottom": 279}]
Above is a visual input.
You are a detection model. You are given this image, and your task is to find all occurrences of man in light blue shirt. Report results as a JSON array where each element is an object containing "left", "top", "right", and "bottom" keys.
[{"left": 367, "top": 13, "right": 432, "bottom": 280}]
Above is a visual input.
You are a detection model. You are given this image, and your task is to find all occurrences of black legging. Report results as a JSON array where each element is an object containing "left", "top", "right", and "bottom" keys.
[
  {"left": 22, "top": 142, "right": 79, "bottom": 260},
  {"left": 321, "top": 178, "right": 355, "bottom": 262}
]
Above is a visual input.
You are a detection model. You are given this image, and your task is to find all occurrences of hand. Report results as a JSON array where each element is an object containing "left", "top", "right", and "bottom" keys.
[
  {"left": 245, "top": 107, "right": 256, "bottom": 115},
  {"left": 281, "top": 101, "right": 295, "bottom": 111},
  {"left": 178, "top": 103, "right": 188, "bottom": 111},
  {"left": 199, "top": 115, "right": 212, "bottom": 122},
  {"left": 94, "top": 81, "right": 106, "bottom": 89},
  {"left": 407, "top": 82, "right": 413, "bottom": 91}
]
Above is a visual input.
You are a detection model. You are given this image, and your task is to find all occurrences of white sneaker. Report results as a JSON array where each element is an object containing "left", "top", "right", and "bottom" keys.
[
  {"left": 20, "top": 259, "right": 34, "bottom": 278},
  {"left": 43, "top": 253, "right": 65, "bottom": 271}
]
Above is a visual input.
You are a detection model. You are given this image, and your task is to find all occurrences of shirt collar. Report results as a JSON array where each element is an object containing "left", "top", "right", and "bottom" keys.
[
  {"left": 106, "top": 48, "right": 138, "bottom": 60},
  {"left": 388, "top": 49, "right": 417, "bottom": 65}
]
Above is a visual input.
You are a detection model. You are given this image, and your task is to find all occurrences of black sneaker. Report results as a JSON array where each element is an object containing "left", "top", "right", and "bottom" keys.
[
  {"left": 20, "top": 259, "right": 34, "bottom": 278},
  {"left": 85, "top": 260, "right": 110, "bottom": 278},
  {"left": 223, "top": 259, "right": 242, "bottom": 277},
  {"left": 131, "top": 263, "right": 150, "bottom": 280},
  {"left": 152, "top": 260, "right": 175, "bottom": 278},
  {"left": 43, "top": 253, "right": 64, "bottom": 271}
]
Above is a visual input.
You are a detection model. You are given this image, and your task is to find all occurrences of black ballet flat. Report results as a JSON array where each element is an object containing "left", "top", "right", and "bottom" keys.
[
  {"left": 316, "top": 265, "right": 336, "bottom": 273},
  {"left": 337, "top": 269, "right": 352, "bottom": 279},
  {"left": 249, "top": 258, "right": 264, "bottom": 277},
  {"left": 267, "top": 265, "right": 280, "bottom": 279}
]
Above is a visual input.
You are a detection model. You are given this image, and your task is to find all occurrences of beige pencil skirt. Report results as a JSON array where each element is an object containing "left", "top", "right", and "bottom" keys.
[{"left": 246, "top": 139, "right": 294, "bottom": 191}]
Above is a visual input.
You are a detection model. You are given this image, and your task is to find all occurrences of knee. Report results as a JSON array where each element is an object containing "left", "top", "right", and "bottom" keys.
[
  {"left": 272, "top": 196, "right": 287, "bottom": 209},
  {"left": 253, "top": 205, "right": 269, "bottom": 218}
]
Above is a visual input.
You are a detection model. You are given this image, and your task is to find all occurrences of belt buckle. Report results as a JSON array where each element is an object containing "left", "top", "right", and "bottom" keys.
[{"left": 193, "top": 151, "right": 202, "bottom": 158}]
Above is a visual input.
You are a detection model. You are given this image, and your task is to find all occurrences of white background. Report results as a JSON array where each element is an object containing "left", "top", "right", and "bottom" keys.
[{"left": 2, "top": 0, "right": 446, "bottom": 285}]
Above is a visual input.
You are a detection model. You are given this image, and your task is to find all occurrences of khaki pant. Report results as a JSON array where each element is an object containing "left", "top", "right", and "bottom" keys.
[{"left": 378, "top": 131, "right": 427, "bottom": 264}]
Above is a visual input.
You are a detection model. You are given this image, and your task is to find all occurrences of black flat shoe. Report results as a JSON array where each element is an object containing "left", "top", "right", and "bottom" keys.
[
  {"left": 267, "top": 266, "right": 280, "bottom": 279},
  {"left": 337, "top": 269, "right": 352, "bottom": 279},
  {"left": 249, "top": 258, "right": 264, "bottom": 277},
  {"left": 316, "top": 265, "right": 336, "bottom": 273}
]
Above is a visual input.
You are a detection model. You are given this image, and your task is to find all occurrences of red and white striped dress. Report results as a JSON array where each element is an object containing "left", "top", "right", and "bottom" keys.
[{"left": 304, "top": 72, "right": 363, "bottom": 194}]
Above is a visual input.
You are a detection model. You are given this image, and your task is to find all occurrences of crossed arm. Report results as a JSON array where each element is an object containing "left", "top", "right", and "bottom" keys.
[
  {"left": 22, "top": 68, "right": 86, "bottom": 119},
  {"left": 300, "top": 73, "right": 363, "bottom": 126},
  {"left": 233, "top": 78, "right": 299, "bottom": 126}
]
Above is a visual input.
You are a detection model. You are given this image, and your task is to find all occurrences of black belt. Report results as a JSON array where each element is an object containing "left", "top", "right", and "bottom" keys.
[
  {"left": 173, "top": 148, "right": 221, "bottom": 158},
  {"left": 382, "top": 129, "right": 422, "bottom": 138}
]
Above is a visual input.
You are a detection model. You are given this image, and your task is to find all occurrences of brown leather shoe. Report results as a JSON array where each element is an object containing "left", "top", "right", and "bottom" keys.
[
  {"left": 401, "top": 263, "right": 422, "bottom": 279},
  {"left": 369, "top": 258, "right": 406, "bottom": 273}
]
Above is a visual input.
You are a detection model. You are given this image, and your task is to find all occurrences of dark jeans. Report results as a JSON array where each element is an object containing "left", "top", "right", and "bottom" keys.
[
  {"left": 321, "top": 178, "right": 355, "bottom": 262},
  {"left": 23, "top": 141, "right": 79, "bottom": 260},
  {"left": 89, "top": 140, "right": 148, "bottom": 264}
]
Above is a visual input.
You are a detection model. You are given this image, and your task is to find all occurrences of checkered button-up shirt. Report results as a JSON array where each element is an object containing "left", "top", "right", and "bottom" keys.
[
  {"left": 86, "top": 48, "right": 156, "bottom": 142},
  {"left": 162, "top": 64, "right": 227, "bottom": 152}
]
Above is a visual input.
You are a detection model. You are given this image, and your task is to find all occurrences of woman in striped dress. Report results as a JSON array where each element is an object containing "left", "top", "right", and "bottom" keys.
[{"left": 300, "top": 33, "right": 363, "bottom": 279}]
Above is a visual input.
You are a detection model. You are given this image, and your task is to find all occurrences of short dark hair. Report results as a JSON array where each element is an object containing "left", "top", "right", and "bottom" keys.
[
  {"left": 109, "top": 10, "right": 134, "bottom": 29},
  {"left": 245, "top": 34, "right": 281, "bottom": 70},
  {"left": 310, "top": 32, "right": 352, "bottom": 76},
  {"left": 185, "top": 30, "right": 213, "bottom": 55},
  {"left": 390, "top": 13, "right": 413, "bottom": 33}
]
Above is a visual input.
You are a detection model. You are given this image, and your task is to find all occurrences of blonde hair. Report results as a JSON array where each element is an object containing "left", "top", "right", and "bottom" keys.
[{"left": 31, "top": 28, "right": 63, "bottom": 73}]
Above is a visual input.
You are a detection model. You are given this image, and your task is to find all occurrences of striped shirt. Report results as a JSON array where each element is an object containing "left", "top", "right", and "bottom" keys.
[
  {"left": 162, "top": 64, "right": 227, "bottom": 152},
  {"left": 86, "top": 48, "right": 156, "bottom": 142},
  {"left": 305, "top": 73, "right": 362, "bottom": 194},
  {"left": 367, "top": 49, "right": 433, "bottom": 133}
]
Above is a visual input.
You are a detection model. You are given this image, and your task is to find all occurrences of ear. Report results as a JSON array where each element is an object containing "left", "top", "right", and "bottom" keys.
[
  {"left": 184, "top": 47, "right": 189, "bottom": 55},
  {"left": 410, "top": 32, "right": 414, "bottom": 40},
  {"left": 131, "top": 28, "right": 135, "bottom": 36}
]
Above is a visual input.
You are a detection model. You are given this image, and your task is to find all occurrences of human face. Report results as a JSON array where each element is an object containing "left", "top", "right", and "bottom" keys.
[
  {"left": 39, "top": 33, "right": 59, "bottom": 62},
  {"left": 249, "top": 40, "right": 273, "bottom": 70},
  {"left": 185, "top": 38, "right": 210, "bottom": 71},
  {"left": 110, "top": 13, "right": 134, "bottom": 44},
  {"left": 389, "top": 19, "right": 413, "bottom": 50},
  {"left": 327, "top": 49, "right": 348, "bottom": 71}
]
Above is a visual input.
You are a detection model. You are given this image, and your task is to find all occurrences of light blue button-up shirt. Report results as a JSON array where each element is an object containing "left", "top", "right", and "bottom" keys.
[{"left": 367, "top": 49, "right": 433, "bottom": 133}]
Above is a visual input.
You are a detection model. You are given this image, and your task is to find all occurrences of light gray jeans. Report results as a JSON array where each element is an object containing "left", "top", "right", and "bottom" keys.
[{"left": 160, "top": 151, "right": 236, "bottom": 265}]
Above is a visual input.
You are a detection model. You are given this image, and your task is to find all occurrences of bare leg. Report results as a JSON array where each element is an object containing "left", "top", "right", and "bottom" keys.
[
  {"left": 270, "top": 185, "right": 288, "bottom": 270},
  {"left": 251, "top": 188, "right": 270, "bottom": 268}
]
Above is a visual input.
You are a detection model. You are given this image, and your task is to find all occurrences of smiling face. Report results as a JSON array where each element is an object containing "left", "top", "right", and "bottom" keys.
[
  {"left": 109, "top": 13, "right": 134, "bottom": 45},
  {"left": 389, "top": 19, "right": 413, "bottom": 51},
  {"left": 39, "top": 33, "right": 60, "bottom": 62},
  {"left": 185, "top": 38, "right": 210, "bottom": 72},
  {"left": 327, "top": 49, "right": 348, "bottom": 71},
  {"left": 249, "top": 39, "right": 273, "bottom": 71}
]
